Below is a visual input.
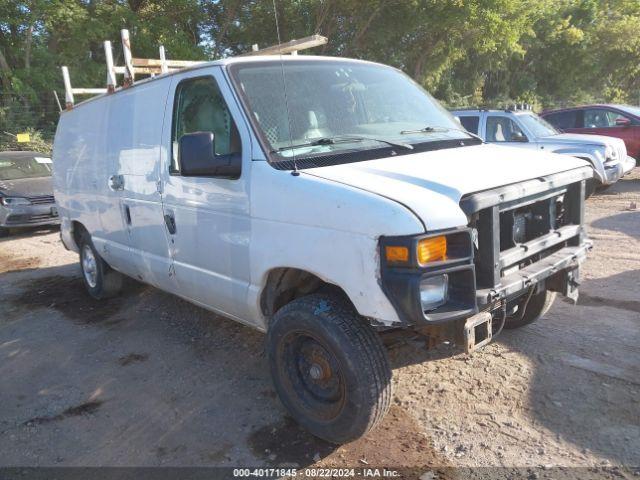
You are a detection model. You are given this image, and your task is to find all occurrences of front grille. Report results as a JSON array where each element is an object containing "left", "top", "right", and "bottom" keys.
[
  {"left": 28, "top": 195, "right": 55, "bottom": 205},
  {"left": 464, "top": 180, "right": 585, "bottom": 292},
  {"left": 498, "top": 195, "right": 568, "bottom": 251}
]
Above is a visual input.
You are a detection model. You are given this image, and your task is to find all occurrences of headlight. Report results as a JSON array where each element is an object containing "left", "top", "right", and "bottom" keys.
[
  {"left": 0, "top": 196, "right": 31, "bottom": 206},
  {"left": 420, "top": 274, "right": 449, "bottom": 312},
  {"left": 605, "top": 145, "right": 617, "bottom": 162}
]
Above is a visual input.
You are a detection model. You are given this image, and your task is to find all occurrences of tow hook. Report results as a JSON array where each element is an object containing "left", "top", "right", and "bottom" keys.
[{"left": 463, "top": 311, "right": 493, "bottom": 354}]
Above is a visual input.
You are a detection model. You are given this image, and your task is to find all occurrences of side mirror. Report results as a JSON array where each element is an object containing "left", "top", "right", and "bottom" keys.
[
  {"left": 615, "top": 117, "right": 631, "bottom": 127},
  {"left": 511, "top": 131, "right": 528, "bottom": 142},
  {"left": 178, "top": 132, "right": 241, "bottom": 178}
]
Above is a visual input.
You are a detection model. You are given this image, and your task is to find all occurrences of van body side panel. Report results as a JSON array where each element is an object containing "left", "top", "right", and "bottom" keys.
[
  {"left": 246, "top": 162, "right": 425, "bottom": 328},
  {"left": 159, "top": 67, "right": 254, "bottom": 324},
  {"left": 52, "top": 100, "right": 109, "bottom": 250},
  {"left": 105, "top": 78, "right": 177, "bottom": 292}
]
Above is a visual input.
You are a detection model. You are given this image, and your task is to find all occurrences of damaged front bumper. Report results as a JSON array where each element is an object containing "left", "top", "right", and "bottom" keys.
[
  {"left": 379, "top": 168, "right": 593, "bottom": 352},
  {"left": 477, "top": 242, "right": 591, "bottom": 306}
]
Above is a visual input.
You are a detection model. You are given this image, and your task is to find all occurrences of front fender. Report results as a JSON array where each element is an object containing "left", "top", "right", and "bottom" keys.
[{"left": 551, "top": 149, "right": 605, "bottom": 183}]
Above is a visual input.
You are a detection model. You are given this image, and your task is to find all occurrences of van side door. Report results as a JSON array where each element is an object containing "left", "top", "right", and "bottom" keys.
[
  {"left": 160, "top": 67, "right": 254, "bottom": 324},
  {"left": 104, "top": 79, "right": 178, "bottom": 293}
]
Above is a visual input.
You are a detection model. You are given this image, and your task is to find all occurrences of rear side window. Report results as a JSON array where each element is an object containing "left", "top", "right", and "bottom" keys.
[
  {"left": 544, "top": 111, "right": 579, "bottom": 130},
  {"left": 459, "top": 116, "right": 479, "bottom": 134},
  {"left": 171, "top": 76, "right": 240, "bottom": 173}
]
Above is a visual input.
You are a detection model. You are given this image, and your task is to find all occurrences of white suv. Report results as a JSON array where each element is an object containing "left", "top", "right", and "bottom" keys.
[
  {"left": 53, "top": 56, "right": 592, "bottom": 443},
  {"left": 452, "top": 108, "right": 636, "bottom": 195}
]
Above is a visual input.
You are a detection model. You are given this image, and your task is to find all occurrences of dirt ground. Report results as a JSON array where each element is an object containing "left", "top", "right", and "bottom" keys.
[{"left": 0, "top": 170, "right": 638, "bottom": 477}]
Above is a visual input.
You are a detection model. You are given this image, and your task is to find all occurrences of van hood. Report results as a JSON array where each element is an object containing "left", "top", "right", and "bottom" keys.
[
  {"left": 0, "top": 176, "right": 54, "bottom": 198},
  {"left": 303, "top": 144, "right": 589, "bottom": 231}
]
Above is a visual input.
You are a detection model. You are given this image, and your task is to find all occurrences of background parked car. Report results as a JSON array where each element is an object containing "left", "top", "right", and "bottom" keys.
[
  {"left": 541, "top": 104, "right": 640, "bottom": 160},
  {"left": 452, "top": 107, "right": 636, "bottom": 195},
  {"left": 0, "top": 151, "right": 59, "bottom": 237}
]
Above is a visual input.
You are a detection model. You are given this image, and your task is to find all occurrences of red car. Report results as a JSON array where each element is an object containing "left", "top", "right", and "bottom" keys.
[{"left": 541, "top": 104, "right": 640, "bottom": 159}]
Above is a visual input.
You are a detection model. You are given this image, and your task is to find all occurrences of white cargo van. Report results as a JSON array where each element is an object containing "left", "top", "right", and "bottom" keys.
[{"left": 53, "top": 55, "right": 592, "bottom": 443}]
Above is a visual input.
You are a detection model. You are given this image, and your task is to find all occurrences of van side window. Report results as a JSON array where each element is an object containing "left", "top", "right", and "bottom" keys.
[{"left": 172, "top": 76, "right": 241, "bottom": 173}]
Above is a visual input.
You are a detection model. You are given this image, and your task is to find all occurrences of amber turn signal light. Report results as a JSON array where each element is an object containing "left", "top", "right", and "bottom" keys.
[
  {"left": 417, "top": 236, "right": 447, "bottom": 264},
  {"left": 385, "top": 246, "right": 409, "bottom": 263}
]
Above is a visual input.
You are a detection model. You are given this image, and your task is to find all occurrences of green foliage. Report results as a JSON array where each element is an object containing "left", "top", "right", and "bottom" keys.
[
  {"left": 0, "top": 128, "right": 52, "bottom": 154},
  {"left": 1, "top": 0, "right": 640, "bottom": 144}
]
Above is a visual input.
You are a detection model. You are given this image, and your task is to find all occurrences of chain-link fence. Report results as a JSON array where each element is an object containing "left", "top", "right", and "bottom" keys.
[{"left": 0, "top": 93, "right": 61, "bottom": 153}]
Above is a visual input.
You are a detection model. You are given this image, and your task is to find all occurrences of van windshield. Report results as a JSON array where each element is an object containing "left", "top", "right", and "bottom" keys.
[
  {"left": 230, "top": 60, "right": 469, "bottom": 163},
  {"left": 0, "top": 156, "right": 52, "bottom": 180}
]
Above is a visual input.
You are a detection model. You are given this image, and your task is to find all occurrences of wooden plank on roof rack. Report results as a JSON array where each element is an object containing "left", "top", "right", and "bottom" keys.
[
  {"left": 241, "top": 35, "right": 327, "bottom": 56},
  {"left": 71, "top": 88, "right": 107, "bottom": 95},
  {"left": 132, "top": 58, "right": 204, "bottom": 68}
]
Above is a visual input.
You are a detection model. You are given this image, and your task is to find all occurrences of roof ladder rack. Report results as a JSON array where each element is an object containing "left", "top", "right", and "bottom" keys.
[{"left": 61, "top": 30, "right": 328, "bottom": 109}]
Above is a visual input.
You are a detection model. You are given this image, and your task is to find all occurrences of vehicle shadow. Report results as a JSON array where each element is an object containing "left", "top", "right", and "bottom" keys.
[
  {"left": 496, "top": 267, "right": 640, "bottom": 466},
  {"left": 0, "top": 260, "right": 446, "bottom": 472},
  {"left": 0, "top": 225, "right": 59, "bottom": 243},
  {"left": 591, "top": 211, "right": 640, "bottom": 238},
  {"left": 598, "top": 172, "right": 639, "bottom": 195}
]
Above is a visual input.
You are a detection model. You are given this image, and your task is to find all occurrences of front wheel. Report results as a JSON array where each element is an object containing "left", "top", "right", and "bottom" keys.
[
  {"left": 504, "top": 289, "right": 556, "bottom": 329},
  {"left": 266, "top": 293, "right": 392, "bottom": 444},
  {"left": 79, "top": 232, "right": 123, "bottom": 299}
]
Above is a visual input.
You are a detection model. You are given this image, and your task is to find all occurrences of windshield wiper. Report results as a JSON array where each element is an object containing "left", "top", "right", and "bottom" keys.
[
  {"left": 274, "top": 135, "right": 413, "bottom": 153},
  {"left": 400, "top": 126, "right": 484, "bottom": 143}
]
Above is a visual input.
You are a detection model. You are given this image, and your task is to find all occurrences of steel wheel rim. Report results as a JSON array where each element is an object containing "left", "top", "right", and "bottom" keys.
[
  {"left": 280, "top": 331, "right": 346, "bottom": 422},
  {"left": 82, "top": 245, "right": 98, "bottom": 288}
]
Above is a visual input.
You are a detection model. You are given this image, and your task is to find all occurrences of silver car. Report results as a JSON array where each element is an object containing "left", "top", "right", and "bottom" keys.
[
  {"left": 452, "top": 108, "right": 636, "bottom": 195},
  {"left": 0, "top": 151, "right": 60, "bottom": 237}
]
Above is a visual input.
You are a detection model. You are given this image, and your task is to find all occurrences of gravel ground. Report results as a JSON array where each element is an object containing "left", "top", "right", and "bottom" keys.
[{"left": 0, "top": 170, "right": 638, "bottom": 476}]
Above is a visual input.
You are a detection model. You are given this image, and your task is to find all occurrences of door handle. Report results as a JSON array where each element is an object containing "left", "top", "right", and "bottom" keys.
[
  {"left": 164, "top": 212, "right": 177, "bottom": 235},
  {"left": 109, "top": 174, "right": 124, "bottom": 191}
]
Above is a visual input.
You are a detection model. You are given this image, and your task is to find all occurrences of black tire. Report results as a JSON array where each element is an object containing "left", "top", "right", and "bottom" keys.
[
  {"left": 596, "top": 184, "right": 612, "bottom": 193},
  {"left": 504, "top": 289, "right": 556, "bottom": 329},
  {"left": 266, "top": 293, "right": 392, "bottom": 444},
  {"left": 0, "top": 227, "right": 9, "bottom": 238},
  {"left": 78, "top": 232, "right": 123, "bottom": 299},
  {"left": 585, "top": 178, "right": 597, "bottom": 198}
]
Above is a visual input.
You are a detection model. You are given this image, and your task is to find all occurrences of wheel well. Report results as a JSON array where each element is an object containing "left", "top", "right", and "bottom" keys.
[
  {"left": 71, "top": 221, "right": 87, "bottom": 248},
  {"left": 260, "top": 268, "right": 353, "bottom": 321}
]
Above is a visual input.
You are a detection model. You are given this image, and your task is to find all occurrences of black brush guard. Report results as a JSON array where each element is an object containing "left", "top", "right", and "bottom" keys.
[{"left": 460, "top": 167, "right": 593, "bottom": 307}]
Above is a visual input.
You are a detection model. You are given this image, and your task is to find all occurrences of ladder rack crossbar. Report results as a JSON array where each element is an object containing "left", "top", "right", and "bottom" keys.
[{"left": 61, "top": 30, "right": 328, "bottom": 109}]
